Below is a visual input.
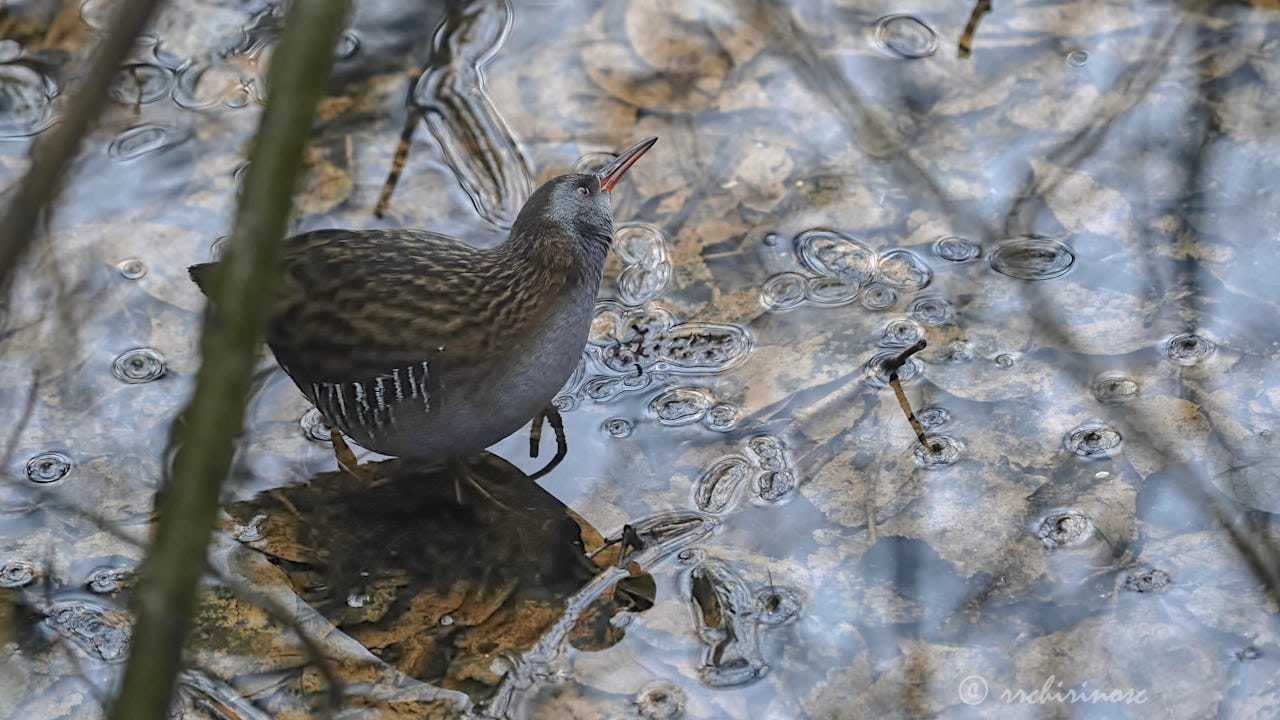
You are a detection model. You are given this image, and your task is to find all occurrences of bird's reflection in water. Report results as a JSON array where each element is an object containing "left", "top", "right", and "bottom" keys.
[{"left": 225, "top": 453, "right": 653, "bottom": 702}]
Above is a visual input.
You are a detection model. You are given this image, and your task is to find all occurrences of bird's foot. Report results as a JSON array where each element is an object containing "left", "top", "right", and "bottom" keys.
[
  {"left": 448, "top": 458, "right": 519, "bottom": 514},
  {"left": 587, "top": 523, "right": 648, "bottom": 572},
  {"left": 528, "top": 406, "right": 568, "bottom": 480},
  {"left": 617, "top": 523, "right": 647, "bottom": 570},
  {"left": 331, "top": 429, "right": 378, "bottom": 483}
]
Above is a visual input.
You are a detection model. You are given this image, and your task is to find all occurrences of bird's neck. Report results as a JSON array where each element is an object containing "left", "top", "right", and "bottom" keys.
[
  {"left": 484, "top": 220, "right": 609, "bottom": 364},
  {"left": 499, "top": 218, "right": 611, "bottom": 289}
]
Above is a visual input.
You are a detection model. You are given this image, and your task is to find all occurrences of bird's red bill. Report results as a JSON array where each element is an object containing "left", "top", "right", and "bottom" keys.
[{"left": 597, "top": 136, "right": 658, "bottom": 192}]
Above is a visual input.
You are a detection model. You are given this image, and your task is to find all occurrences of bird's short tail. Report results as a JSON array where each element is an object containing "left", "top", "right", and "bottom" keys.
[{"left": 188, "top": 262, "right": 216, "bottom": 293}]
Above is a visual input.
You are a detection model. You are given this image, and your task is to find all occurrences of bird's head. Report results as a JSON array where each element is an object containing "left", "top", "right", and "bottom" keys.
[{"left": 514, "top": 137, "right": 657, "bottom": 256}]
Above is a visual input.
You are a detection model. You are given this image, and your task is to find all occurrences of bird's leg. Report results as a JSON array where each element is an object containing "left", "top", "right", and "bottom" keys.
[
  {"left": 463, "top": 473, "right": 517, "bottom": 514},
  {"left": 331, "top": 428, "right": 358, "bottom": 471},
  {"left": 528, "top": 406, "right": 567, "bottom": 480},
  {"left": 530, "top": 412, "right": 545, "bottom": 459},
  {"left": 330, "top": 429, "right": 376, "bottom": 482},
  {"left": 269, "top": 489, "right": 302, "bottom": 519},
  {"left": 447, "top": 458, "right": 465, "bottom": 504},
  {"left": 447, "top": 458, "right": 518, "bottom": 514},
  {"left": 374, "top": 112, "right": 419, "bottom": 218}
]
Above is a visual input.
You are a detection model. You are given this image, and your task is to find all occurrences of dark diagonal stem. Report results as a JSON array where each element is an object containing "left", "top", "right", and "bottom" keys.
[{"left": 107, "top": 0, "right": 351, "bottom": 717}]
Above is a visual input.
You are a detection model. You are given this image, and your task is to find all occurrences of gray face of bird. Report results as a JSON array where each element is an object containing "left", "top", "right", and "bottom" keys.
[
  {"left": 513, "top": 173, "right": 616, "bottom": 257},
  {"left": 558, "top": 173, "right": 615, "bottom": 234},
  {"left": 514, "top": 137, "right": 657, "bottom": 258}
]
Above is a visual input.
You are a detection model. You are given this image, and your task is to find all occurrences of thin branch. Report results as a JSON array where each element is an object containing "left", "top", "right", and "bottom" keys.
[
  {"left": 883, "top": 339, "right": 929, "bottom": 452},
  {"left": 958, "top": 0, "right": 991, "bottom": 58},
  {"left": 0, "top": 0, "right": 167, "bottom": 291},
  {"left": 107, "top": 0, "right": 351, "bottom": 717}
]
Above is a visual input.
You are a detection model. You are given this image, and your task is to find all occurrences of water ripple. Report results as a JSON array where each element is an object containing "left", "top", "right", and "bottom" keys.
[
  {"left": 1124, "top": 569, "right": 1170, "bottom": 593},
  {"left": 873, "top": 15, "right": 938, "bottom": 59},
  {"left": 796, "top": 229, "right": 877, "bottom": 285},
  {"left": 108, "top": 63, "right": 173, "bottom": 106},
  {"left": 634, "top": 681, "right": 685, "bottom": 719},
  {"left": 87, "top": 567, "right": 132, "bottom": 594},
  {"left": 0, "top": 560, "right": 35, "bottom": 588},
  {"left": 1092, "top": 373, "right": 1139, "bottom": 404},
  {"left": 410, "top": 0, "right": 531, "bottom": 227},
  {"left": 759, "top": 272, "right": 808, "bottom": 312},
  {"left": 173, "top": 64, "right": 249, "bottom": 110},
  {"left": 859, "top": 282, "right": 899, "bottom": 311},
  {"left": 0, "top": 62, "right": 56, "bottom": 138},
  {"left": 602, "top": 417, "right": 633, "bottom": 438},
  {"left": 933, "top": 235, "right": 980, "bottom": 262},
  {"left": 877, "top": 249, "right": 932, "bottom": 290},
  {"left": 47, "top": 602, "right": 131, "bottom": 662},
  {"left": 1166, "top": 332, "right": 1215, "bottom": 365},
  {"left": 615, "top": 223, "right": 671, "bottom": 305},
  {"left": 592, "top": 303, "right": 752, "bottom": 377},
  {"left": 117, "top": 258, "right": 147, "bottom": 279},
  {"left": 913, "top": 435, "right": 961, "bottom": 467},
  {"left": 989, "top": 236, "right": 1075, "bottom": 280},
  {"left": 693, "top": 456, "right": 751, "bottom": 514},
  {"left": 804, "top": 276, "right": 860, "bottom": 307},
  {"left": 1036, "top": 509, "right": 1094, "bottom": 547},
  {"left": 26, "top": 451, "right": 71, "bottom": 483},
  {"left": 650, "top": 387, "right": 712, "bottom": 426},
  {"left": 754, "top": 585, "right": 802, "bottom": 626},
  {"left": 112, "top": 348, "right": 166, "bottom": 383},
  {"left": 917, "top": 406, "right": 950, "bottom": 429},
  {"left": 300, "top": 408, "right": 332, "bottom": 442},
  {"left": 1064, "top": 422, "right": 1122, "bottom": 458},
  {"left": 684, "top": 557, "right": 768, "bottom": 687},
  {"left": 864, "top": 351, "right": 921, "bottom": 387},
  {"left": 706, "top": 404, "right": 737, "bottom": 432},
  {"left": 908, "top": 295, "right": 953, "bottom": 325},
  {"left": 108, "top": 124, "right": 187, "bottom": 161},
  {"left": 880, "top": 318, "right": 925, "bottom": 348}
]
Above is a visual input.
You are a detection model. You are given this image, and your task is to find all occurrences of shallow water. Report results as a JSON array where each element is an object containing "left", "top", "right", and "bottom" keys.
[{"left": 2, "top": 0, "right": 1280, "bottom": 718}]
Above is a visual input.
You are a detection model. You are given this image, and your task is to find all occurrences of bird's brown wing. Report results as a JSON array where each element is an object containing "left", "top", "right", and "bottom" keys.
[{"left": 265, "top": 228, "right": 509, "bottom": 384}]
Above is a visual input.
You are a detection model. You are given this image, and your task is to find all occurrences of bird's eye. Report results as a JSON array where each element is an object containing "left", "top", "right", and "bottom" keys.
[{"left": 577, "top": 186, "right": 590, "bottom": 196}]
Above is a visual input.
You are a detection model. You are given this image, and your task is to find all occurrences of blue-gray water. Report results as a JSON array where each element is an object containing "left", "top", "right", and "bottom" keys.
[{"left": 2, "top": 0, "right": 1279, "bottom": 718}]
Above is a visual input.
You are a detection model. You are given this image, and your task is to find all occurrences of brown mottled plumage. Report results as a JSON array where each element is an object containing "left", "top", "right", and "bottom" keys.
[{"left": 191, "top": 137, "right": 657, "bottom": 461}]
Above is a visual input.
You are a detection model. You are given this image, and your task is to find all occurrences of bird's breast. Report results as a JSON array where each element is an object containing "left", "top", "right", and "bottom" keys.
[{"left": 483, "top": 282, "right": 596, "bottom": 414}]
